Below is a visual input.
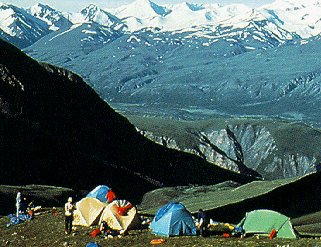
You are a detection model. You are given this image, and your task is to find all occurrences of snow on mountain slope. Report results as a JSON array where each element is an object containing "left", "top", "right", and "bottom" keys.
[
  {"left": 112, "top": 2, "right": 255, "bottom": 32},
  {"left": 3, "top": 0, "right": 321, "bottom": 48},
  {"left": 109, "top": 0, "right": 321, "bottom": 37},
  {"left": 71, "top": 4, "right": 125, "bottom": 31},
  {"left": 260, "top": 0, "right": 321, "bottom": 38},
  {"left": 160, "top": 2, "right": 213, "bottom": 30},
  {"left": 0, "top": 2, "right": 49, "bottom": 48},
  {"left": 163, "top": 4, "right": 258, "bottom": 32},
  {"left": 114, "top": 0, "right": 171, "bottom": 20},
  {"left": 26, "top": 21, "right": 123, "bottom": 64},
  {"left": 28, "top": 3, "right": 72, "bottom": 31},
  {"left": 110, "top": 0, "right": 172, "bottom": 32}
]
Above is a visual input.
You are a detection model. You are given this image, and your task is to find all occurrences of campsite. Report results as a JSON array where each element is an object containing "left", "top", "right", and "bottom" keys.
[
  {"left": 1, "top": 2, "right": 321, "bottom": 245},
  {"left": 2, "top": 184, "right": 321, "bottom": 246},
  {"left": 1, "top": 207, "right": 321, "bottom": 247}
]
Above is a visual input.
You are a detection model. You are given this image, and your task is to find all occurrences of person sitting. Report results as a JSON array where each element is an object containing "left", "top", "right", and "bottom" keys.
[
  {"left": 100, "top": 221, "right": 110, "bottom": 235},
  {"left": 100, "top": 221, "right": 118, "bottom": 238}
]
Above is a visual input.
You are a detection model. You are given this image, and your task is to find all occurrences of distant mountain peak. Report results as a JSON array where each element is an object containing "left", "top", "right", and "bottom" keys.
[
  {"left": 76, "top": 4, "right": 123, "bottom": 28},
  {"left": 0, "top": 3, "right": 49, "bottom": 47},
  {"left": 81, "top": 3, "right": 100, "bottom": 12},
  {"left": 81, "top": 4, "right": 102, "bottom": 17},
  {"left": 31, "top": 2, "right": 51, "bottom": 9},
  {"left": 28, "top": 3, "right": 71, "bottom": 31}
]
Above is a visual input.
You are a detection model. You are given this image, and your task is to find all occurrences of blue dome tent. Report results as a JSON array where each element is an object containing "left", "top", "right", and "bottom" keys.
[{"left": 151, "top": 202, "right": 196, "bottom": 237}]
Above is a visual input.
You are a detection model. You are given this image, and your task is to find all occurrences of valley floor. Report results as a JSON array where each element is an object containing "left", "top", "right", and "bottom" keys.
[{"left": 1, "top": 208, "right": 321, "bottom": 247}]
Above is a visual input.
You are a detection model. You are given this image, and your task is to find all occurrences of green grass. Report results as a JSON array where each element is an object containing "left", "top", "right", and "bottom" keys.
[{"left": 139, "top": 176, "right": 302, "bottom": 215}]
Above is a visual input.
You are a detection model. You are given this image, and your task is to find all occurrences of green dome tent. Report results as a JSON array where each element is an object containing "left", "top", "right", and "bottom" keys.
[{"left": 237, "top": 209, "right": 297, "bottom": 239}]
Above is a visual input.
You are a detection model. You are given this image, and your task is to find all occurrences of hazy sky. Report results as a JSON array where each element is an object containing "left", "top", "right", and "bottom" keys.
[{"left": 4, "top": 0, "right": 275, "bottom": 12}]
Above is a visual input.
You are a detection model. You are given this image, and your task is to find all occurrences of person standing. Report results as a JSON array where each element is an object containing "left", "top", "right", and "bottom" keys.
[
  {"left": 198, "top": 209, "right": 208, "bottom": 237},
  {"left": 16, "top": 192, "right": 21, "bottom": 217},
  {"left": 64, "top": 197, "right": 74, "bottom": 234}
]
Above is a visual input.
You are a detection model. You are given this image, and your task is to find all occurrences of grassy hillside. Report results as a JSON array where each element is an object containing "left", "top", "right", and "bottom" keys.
[
  {"left": 139, "top": 177, "right": 300, "bottom": 215},
  {"left": 139, "top": 172, "right": 321, "bottom": 224}
]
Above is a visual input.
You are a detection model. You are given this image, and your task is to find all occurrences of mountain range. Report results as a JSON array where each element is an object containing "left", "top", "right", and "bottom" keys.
[
  {"left": 0, "top": 39, "right": 257, "bottom": 203},
  {"left": 1, "top": 0, "right": 320, "bottom": 180},
  {"left": 2, "top": 0, "right": 321, "bottom": 48},
  {"left": 6, "top": 0, "right": 317, "bottom": 125}
]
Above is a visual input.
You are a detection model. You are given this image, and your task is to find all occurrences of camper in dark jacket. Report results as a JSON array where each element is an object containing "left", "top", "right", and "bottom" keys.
[{"left": 198, "top": 209, "right": 208, "bottom": 237}]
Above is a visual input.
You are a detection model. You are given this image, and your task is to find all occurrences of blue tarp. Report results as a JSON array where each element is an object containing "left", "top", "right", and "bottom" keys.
[
  {"left": 151, "top": 202, "right": 197, "bottom": 237},
  {"left": 6, "top": 213, "right": 32, "bottom": 227},
  {"left": 86, "top": 185, "right": 110, "bottom": 203}
]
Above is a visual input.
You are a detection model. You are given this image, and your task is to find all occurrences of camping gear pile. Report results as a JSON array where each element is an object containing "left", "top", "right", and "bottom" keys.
[
  {"left": 6, "top": 192, "right": 37, "bottom": 227},
  {"left": 6, "top": 213, "right": 32, "bottom": 227},
  {"left": 73, "top": 185, "right": 140, "bottom": 233}
]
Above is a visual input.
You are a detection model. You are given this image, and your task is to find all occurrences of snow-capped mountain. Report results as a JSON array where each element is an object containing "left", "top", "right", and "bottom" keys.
[
  {"left": 104, "top": 0, "right": 321, "bottom": 37},
  {"left": 111, "top": 1, "right": 255, "bottom": 32},
  {"left": 0, "top": 2, "right": 49, "bottom": 48},
  {"left": 3, "top": 0, "right": 321, "bottom": 47},
  {"left": 71, "top": 4, "right": 125, "bottom": 31},
  {"left": 259, "top": 0, "right": 321, "bottom": 38},
  {"left": 28, "top": 3, "right": 72, "bottom": 31},
  {"left": 1, "top": 0, "right": 321, "bottom": 127}
]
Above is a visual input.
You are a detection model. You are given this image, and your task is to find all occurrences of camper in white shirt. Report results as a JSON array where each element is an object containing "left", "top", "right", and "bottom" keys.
[{"left": 64, "top": 197, "right": 74, "bottom": 234}]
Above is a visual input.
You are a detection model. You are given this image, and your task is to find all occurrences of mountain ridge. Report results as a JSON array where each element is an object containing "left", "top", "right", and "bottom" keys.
[
  {"left": 0, "top": 39, "right": 256, "bottom": 203},
  {"left": 2, "top": 0, "right": 321, "bottom": 46}
]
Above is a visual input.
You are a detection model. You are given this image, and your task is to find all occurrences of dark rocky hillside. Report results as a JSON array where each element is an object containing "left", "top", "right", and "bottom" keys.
[{"left": 0, "top": 39, "right": 255, "bottom": 204}]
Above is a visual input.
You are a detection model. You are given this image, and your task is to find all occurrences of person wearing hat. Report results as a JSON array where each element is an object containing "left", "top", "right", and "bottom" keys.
[{"left": 64, "top": 197, "right": 74, "bottom": 234}]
